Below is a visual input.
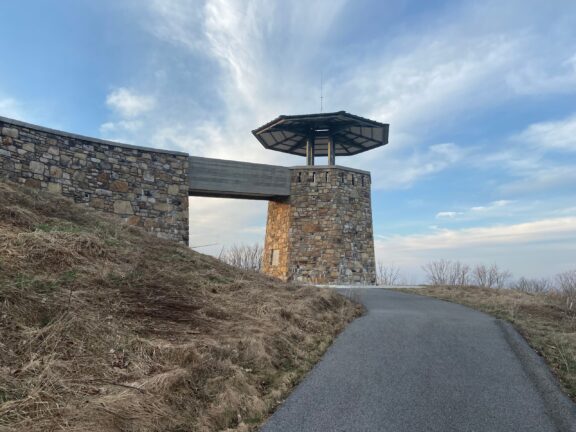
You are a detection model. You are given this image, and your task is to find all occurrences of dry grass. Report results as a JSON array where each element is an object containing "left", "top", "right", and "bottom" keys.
[
  {"left": 396, "top": 285, "right": 576, "bottom": 401},
  {"left": 0, "top": 180, "right": 362, "bottom": 432}
]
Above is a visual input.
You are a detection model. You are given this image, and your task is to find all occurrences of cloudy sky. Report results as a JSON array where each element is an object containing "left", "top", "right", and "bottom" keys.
[{"left": 2, "top": 0, "right": 576, "bottom": 281}]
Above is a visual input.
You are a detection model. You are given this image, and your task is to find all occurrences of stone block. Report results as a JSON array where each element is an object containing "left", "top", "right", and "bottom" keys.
[
  {"left": 29, "top": 161, "right": 45, "bottom": 175},
  {"left": 24, "top": 178, "right": 41, "bottom": 188},
  {"left": 95, "top": 188, "right": 113, "bottom": 197},
  {"left": 91, "top": 198, "right": 105, "bottom": 209},
  {"left": 154, "top": 202, "right": 172, "bottom": 212},
  {"left": 97, "top": 172, "right": 110, "bottom": 184},
  {"left": 47, "top": 182, "right": 62, "bottom": 194},
  {"left": 127, "top": 215, "right": 141, "bottom": 226},
  {"left": 113, "top": 200, "right": 134, "bottom": 215},
  {"left": 49, "top": 166, "right": 63, "bottom": 178},
  {"left": 110, "top": 180, "right": 129, "bottom": 193},
  {"left": 2, "top": 127, "right": 18, "bottom": 138}
]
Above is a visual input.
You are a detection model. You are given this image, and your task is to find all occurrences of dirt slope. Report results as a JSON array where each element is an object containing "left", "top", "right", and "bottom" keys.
[{"left": 0, "top": 180, "right": 361, "bottom": 431}]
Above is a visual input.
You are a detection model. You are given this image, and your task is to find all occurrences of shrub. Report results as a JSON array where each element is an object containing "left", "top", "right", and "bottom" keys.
[
  {"left": 376, "top": 261, "right": 402, "bottom": 285},
  {"left": 422, "top": 259, "right": 470, "bottom": 286},
  {"left": 510, "top": 277, "right": 552, "bottom": 294},
  {"left": 556, "top": 270, "right": 576, "bottom": 315},
  {"left": 472, "top": 264, "right": 512, "bottom": 289},
  {"left": 219, "top": 243, "right": 263, "bottom": 272}
]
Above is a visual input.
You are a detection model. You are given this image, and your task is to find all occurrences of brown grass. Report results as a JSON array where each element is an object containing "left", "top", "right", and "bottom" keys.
[
  {"left": 395, "top": 285, "right": 576, "bottom": 401},
  {"left": 0, "top": 180, "right": 362, "bottom": 432}
]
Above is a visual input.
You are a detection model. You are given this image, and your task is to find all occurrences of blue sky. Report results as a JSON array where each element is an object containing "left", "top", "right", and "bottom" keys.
[{"left": 2, "top": 0, "right": 576, "bottom": 281}]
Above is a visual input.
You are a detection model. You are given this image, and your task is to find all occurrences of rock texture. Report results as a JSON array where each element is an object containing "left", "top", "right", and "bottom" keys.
[
  {"left": 263, "top": 166, "right": 376, "bottom": 284},
  {"left": 0, "top": 118, "right": 189, "bottom": 243}
]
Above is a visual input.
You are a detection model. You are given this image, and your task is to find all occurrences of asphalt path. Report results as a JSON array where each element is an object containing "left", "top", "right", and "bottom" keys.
[{"left": 260, "top": 289, "right": 576, "bottom": 432}]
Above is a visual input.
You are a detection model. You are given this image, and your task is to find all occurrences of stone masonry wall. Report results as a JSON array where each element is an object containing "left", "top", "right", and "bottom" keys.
[
  {"left": 262, "top": 199, "right": 290, "bottom": 279},
  {"left": 263, "top": 166, "right": 376, "bottom": 284},
  {"left": 0, "top": 117, "right": 189, "bottom": 243}
]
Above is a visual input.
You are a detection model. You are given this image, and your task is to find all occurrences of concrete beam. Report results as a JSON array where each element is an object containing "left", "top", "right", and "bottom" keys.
[{"left": 189, "top": 156, "right": 290, "bottom": 200}]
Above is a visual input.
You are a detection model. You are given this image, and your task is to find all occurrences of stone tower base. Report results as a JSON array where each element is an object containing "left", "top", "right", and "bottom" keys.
[{"left": 263, "top": 166, "right": 376, "bottom": 285}]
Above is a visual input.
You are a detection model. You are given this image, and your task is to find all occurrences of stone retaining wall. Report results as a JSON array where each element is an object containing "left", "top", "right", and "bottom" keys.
[{"left": 0, "top": 116, "right": 189, "bottom": 243}]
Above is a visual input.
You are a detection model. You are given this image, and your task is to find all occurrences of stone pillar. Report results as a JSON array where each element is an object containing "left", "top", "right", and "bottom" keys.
[
  {"left": 262, "top": 199, "right": 291, "bottom": 280},
  {"left": 263, "top": 166, "right": 376, "bottom": 285}
]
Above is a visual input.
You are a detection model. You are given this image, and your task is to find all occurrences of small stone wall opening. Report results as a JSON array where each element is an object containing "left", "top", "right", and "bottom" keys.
[{"left": 270, "top": 249, "right": 280, "bottom": 266}]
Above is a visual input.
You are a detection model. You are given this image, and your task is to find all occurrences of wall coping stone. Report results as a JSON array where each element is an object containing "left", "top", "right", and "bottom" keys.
[
  {"left": 0, "top": 115, "right": 189, "bottom": 157},
  {"left": 289, "top": 165, "right": 371, "bottom": 175}
]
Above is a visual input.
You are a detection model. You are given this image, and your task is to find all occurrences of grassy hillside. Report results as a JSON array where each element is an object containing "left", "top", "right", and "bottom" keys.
[
  {"left": 0, "top": 180, "right": 361, "bottom": 432},
  {"left": 396, "top": 286, "right": 576, "bottom": 401}
]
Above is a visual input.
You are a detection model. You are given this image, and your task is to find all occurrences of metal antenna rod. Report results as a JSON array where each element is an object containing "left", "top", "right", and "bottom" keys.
[{"left": 320, "top": 72, "right": 324, "bottom": 113}]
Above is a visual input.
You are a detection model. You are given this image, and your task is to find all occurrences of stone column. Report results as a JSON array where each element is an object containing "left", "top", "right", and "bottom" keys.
[{"left": 263, "top": 165, "right": 376, "bottom": 285}]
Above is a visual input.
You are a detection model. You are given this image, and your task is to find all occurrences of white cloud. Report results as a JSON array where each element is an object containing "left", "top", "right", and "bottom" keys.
[
  {"left": 100, "top": 120, "right": 143, "bottom": 134},
  {"left": 471, "top": 200, "right": 511, "bottom": 212},
  {"left": 106, "top": 88, "right": 156, "bottom": 118},
  {"left": 337, "top": 34, "right": 521, "bottom": 132},
  {"left": 376, "top": 217, "right": 576, "bottom": 279},
  {"left": 436, "top": 212, "right": 463, "bottom": 219},
  {"left": 468, "top": 113, "right": 576, "bottom": 196},
  {"left": 403, "top": 217, "right": 576, "bottom": 249},
  {"left": 499, "top": 166, "right": 576, "bottom": 195},
  {"left": 148, "top": 0, "right": 205, "bottom": 51},
  {"left": 436, "top": 200, "right": 514, "bottom": 220},
  {"left": 516, "top": 114, "right": 576, "bottom": 152},
  {"left": 150, "top": 0, "right": 346, "bottom": 112},
  {"left": 507, "top": 51, "right": 576, "bottom": 95},
  {"left": 361, "top": 141, "right": 467, "bottom": 190}
]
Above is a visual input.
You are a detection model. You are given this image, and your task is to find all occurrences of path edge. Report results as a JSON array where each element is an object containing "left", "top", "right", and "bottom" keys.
[{"left": 497, "top": 319, "right": 576, "bottom": 432}]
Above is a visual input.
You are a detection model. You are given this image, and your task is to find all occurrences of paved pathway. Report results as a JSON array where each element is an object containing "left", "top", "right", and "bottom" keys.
[{"left": 261, "top": 289, "right": 576, "bottom": 432}]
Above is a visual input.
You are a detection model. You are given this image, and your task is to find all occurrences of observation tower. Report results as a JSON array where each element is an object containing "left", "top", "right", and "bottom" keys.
[{"left": 253, "top": 111, "right": 389, "bottom": 284}]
